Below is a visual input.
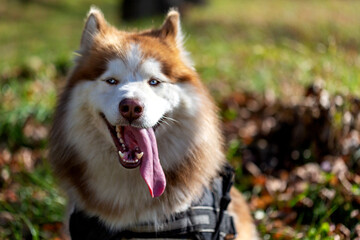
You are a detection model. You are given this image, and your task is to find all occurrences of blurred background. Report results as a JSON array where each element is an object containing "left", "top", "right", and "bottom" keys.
[{"left": 1, "top": 0, "right": 360, "bottom": 239}]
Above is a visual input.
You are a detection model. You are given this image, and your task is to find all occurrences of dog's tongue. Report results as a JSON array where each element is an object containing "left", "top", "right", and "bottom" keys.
[{"left": 123, "top": 126, "right": 166, "bottom": 198}]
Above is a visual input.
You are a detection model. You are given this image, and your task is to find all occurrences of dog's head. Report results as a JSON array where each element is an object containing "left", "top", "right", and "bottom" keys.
[{"left": 64, "top": 7, "right": 200, "bottom": 198}]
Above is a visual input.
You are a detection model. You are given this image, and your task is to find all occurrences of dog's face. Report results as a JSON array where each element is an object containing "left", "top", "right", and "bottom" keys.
[
  {"left": 96, "top": 49, "right": 177, "bottom": 129},
  {"left": 64, "top": 8, "right": 200, "bottom": 198}
]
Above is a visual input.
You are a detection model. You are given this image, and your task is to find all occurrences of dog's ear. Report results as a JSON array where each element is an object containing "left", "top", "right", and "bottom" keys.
[
  {"left": 80, "top": 6, "right": 107, "bottom": 52},
  {"left": 159, "top": 9, "right": 184, "bottom": 48},
  {"left": 159, "top": 9, "right": 193, "bottom": 67}
]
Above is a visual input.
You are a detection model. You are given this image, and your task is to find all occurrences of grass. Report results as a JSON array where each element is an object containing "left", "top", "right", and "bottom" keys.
[
  {"left": 1, "top": 0, "right": 360, "bottom": 239},
  {"left": 184, "top": 0, "right": 360, "bottom": 97},
  {"left": 1, "top": 161, "right": 65, "bottom": 239}
]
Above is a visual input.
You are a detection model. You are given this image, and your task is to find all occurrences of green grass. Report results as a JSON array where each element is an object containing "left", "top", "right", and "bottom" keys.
[
  {"left": 0, "top": 0, "right": 115, "bottom": 71},
  {"left": 1, "top": 0, "right": 360, "bottom": 239},
  {"left": 184, "top": 0, "right": 360, "bottom": 97},
  {"left": 1, "top": 162, "right": 66, "bottom": 239}
]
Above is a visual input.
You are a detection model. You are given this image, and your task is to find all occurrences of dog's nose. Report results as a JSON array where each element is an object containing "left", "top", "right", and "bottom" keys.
[{"left": 119, "top": 99, "right": 144, "bottom": 123}]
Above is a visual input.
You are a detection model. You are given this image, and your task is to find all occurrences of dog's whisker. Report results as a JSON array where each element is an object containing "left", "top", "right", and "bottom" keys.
[
  {"left": 158, "top": 118, "right": 172, "bottom": 127},
  {"left": 162, "top": 116, "right": 179, "bottom": 123}
]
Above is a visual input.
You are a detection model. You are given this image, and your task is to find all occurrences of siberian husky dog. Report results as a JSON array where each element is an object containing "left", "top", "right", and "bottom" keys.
[{"left": 49, "top": 7, "right": 257, "bottom": 240}]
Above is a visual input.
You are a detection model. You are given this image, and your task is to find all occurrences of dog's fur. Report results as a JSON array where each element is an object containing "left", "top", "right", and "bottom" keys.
[{"left": 49, "top": 7, "right": 257, "bottom": 239}]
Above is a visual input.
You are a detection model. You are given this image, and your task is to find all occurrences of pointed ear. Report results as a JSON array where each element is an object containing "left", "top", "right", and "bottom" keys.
[
  {"left": 80, "top": 6, "right": 107, "bottom": 52},
  {"left": 159, "top": 9, "right": 184, "bottom": 47},
  {"left": 159, "top": 9, "right": 193, "bottom": 68}
]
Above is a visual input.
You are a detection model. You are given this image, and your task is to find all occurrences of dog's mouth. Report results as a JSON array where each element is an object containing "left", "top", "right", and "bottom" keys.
[{"left": 100, "top": 113, "right": 166, "bottom": 198}]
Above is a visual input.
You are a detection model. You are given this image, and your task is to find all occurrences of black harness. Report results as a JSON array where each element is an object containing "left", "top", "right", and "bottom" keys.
[{"left": 69, "top": 165, "right": 237, "bottom": 240}]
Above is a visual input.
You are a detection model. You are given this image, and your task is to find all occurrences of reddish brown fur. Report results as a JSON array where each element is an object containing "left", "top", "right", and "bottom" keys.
[{"left": 68, "top": 11, "right": 198, "bottom": 89}]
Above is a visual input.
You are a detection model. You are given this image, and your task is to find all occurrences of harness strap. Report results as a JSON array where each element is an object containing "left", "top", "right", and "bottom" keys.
[
  {"left": 69, "top": 164, "right": 237, "bottom": 240},
  {"left": 70, "top": 207, "right": 235, "bottom": 239},
  {"left": 212, "top": 164, "right": 235, "bottom": 240}
]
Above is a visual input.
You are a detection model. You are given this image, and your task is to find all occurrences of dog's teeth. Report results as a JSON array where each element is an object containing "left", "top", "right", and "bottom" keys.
[
  {"left": 119, "top": 138, "right": 124, "bottom": 144},
  {"left": 136, "top": 152, "right": 144, "bottom": 159},
  {"left": 117, "top": 132, "right": 121, "bottom": 139},
  {"left": 135, "top": 159, "right": 139, "bottom": 163},
  {"left": 118, "top": 151, "right": 125, "bottom": 159},
  {"left": 116, "top": 125, "right": 121, "bottom": 132}
]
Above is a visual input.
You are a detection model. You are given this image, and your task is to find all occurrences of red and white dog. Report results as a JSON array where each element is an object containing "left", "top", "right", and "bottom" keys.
[{"left": 50, "top": 7, "right": 257, "bottom": 240}]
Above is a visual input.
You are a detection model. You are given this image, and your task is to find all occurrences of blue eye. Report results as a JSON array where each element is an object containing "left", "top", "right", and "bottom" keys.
[
  {"left": 105, "top": 78, "right": 118, "bottom": 85},
  {"left": 149, "top": 78, "right": 160, "bottom": 86}
]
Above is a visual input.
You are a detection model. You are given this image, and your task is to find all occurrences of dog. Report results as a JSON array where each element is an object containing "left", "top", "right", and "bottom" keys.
[{"left": 49, "top": 7, "right": 257, "bottom": 240}]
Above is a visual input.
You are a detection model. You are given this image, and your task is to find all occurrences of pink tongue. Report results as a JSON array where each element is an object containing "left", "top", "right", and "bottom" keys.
[{"left": 123, "top": 127, "right": 166, "bottom": 198}]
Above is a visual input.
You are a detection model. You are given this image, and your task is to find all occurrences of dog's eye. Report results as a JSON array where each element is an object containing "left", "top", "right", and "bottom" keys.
[
  {"left": 105, "top": 78, "right": 119, "bottom": 85},
  {"left": 148, "top": 78, "right": 160, "bottom": 86}
]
